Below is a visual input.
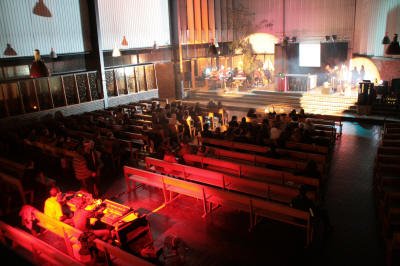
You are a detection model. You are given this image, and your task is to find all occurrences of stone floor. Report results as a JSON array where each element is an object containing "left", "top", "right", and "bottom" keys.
[
  {"left": 1, "top": 121, "right": 387, "bottom": 266},
  {"left": 101, "top": 121, "right": 385, "bottom": 265}
]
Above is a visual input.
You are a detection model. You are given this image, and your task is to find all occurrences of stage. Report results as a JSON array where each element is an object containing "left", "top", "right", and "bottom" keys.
[{"left": 186, "top": 84, "right": 359, "bottom": 117}]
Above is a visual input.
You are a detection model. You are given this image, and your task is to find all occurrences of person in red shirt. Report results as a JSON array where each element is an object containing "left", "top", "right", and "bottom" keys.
[{"left": 29, "top": 49, "right": 49, "bottom": 78}]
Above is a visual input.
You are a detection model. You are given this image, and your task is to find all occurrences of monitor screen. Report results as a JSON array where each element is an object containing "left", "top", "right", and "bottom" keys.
[{"left": 299, "top": 43, "right": 321, "bottom": 67}]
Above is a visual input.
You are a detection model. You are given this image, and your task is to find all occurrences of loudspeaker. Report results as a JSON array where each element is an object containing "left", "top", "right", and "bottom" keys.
[{"left": 392, "top": 78, "right": 400, "bottom": 93}]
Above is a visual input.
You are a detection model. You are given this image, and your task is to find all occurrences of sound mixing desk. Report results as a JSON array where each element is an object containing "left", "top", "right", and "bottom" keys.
[
  {"left": 66, "top": 191, "right": 152, "bottom": 250},
  {"left": 100, "top": 199, "right": 138, "bottom": 227}
]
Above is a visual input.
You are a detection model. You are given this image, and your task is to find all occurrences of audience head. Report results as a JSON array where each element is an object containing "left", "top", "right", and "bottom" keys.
[{"left": 50, "top": 186, "right": 60, "bottom": 197}]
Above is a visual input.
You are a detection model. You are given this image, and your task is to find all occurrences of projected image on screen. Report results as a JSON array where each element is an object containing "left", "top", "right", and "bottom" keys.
[{"left": 299, "top": 43, "right": 321, "bottom": 67}]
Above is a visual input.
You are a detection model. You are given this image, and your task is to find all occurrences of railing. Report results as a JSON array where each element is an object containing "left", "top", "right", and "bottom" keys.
[
  {"left": 0, "top": 63, "right": 158, "bottom": 118},
  {"left": 0, "top": 70, "right": 102, "bottom": 117},
  {"left": 104, "top": 63, "right": 157, "bottom": 97}
]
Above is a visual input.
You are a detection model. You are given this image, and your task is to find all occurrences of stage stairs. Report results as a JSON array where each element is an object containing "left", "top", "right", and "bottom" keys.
[{"left": 185, "top": 88, "right": 358, "bottom": 116}]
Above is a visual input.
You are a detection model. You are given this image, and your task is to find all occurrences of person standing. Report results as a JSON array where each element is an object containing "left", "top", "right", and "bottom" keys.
[
  {"left": 73, "top": 142, "right": 98, "bottom": 196},
  {"left": 29, "top": 49, "right": 49, "bottom": 78},
  {"left": 360, "top": 65, "right": 366, "bottom": 81},
  {"left": 351, "top": 66, "right": 359, "bottom": 86}
]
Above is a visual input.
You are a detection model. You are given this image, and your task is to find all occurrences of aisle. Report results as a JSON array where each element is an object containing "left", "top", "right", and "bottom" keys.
[{"left": 319, "top": 121, "right": 384, "bottom": 265}]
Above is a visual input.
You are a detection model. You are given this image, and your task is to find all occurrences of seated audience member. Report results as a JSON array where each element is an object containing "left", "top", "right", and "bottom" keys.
[
  {"left": 207, "top": 99, "right": 217, "bottom": 109},
  {"left": 228, "top": 116, "right": 239, "bottom": 129},
  {"left": 298, "top": 108, "right": 306, "bottom": 119},
  {"left": 290, "top": 185, "right": 315, "bottom": 213},
  {"left": 291, "top": 185, "right": 333, "bottom": 236},
  {"left": 163, "top": 149, "right": 178, "bottom": 164},
  {"left": 303, "top": 118, "right": 315, "bottom": 133},
  {"left": 270, "top": 125, "right": 282, "bottom": 146},
  {"left": 177, "top": 140, "right": 192, "bottom": 158},
  {"left": 289, "top": 109, "right": 297, "bottom": 120},
  {"left": 302, "top": 160, "right": 321, "bottom": 179},
  {"left": 196, "top": 145, "right": 208, "bottom": 156},
  {"left": 290, "top": 127, "right": 303, "bottom": 143},
  {"left": 44, "top": 187, "right": 69, "bottom": 221},
  {"left": 201, "top": 123, "right": 213, "bottom": 138}
]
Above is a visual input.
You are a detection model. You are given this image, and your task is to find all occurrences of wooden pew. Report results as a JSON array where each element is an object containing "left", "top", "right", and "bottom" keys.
[
  {"left": 183, "top": 154, "right": 320, "bottom": 192},
  {"left": 0, "top": 172, "right": 34, "bottom": 205},
  {"left": 30, "top": 207, "right": 154, "bottom": 266},
  {"left": 209, "top": 146, "right": 324, "bottom": 173},
  {"left": 382, "top": 139, "right": 400, "bottom": 147},
  {"left": 124, "top": 166, "right": 312, "bottom": 245},
  {"left": 378, "top": 146, "right": 400, "bottom": 156},
  {"left": 145, "top": 157, "right": 316, "bottom": 204},
  {"left": 284, "top": 141, "right": 329, "bottom": 154},
  {"left": 307, "top": 117, "right": 342, "bottom": 137},
  {"left": 0, "top": 220, "right": 84, "bottom": 266},
  {"left": 201, "top": 137, "right": 327, "bottom": 165},
  {"left": 132, "top": 114, "right": 153, "bottom": 121},
  {"left": 0, "top": 156, "right": 56, "bottom": 187}
]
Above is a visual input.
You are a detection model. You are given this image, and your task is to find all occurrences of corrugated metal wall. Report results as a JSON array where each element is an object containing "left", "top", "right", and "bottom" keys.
[
  {"left": 0, "top": 0, "right": 91, "bottom": 58},
  {"left": 354, "top": 0, "right": 400, "bottom": 56},
  {"left": 97, "top": 0, "right": 171, "bottom": 50}
]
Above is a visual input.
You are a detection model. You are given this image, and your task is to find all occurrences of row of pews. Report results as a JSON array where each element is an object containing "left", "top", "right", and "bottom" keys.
[
  {"left": 0, "top": 206, "right": 153, "bottom": 265},
  {"left": 375, "top": 122, "right": 400, "bottom": 266},
  {"left": 124, "top": 115, "right": 339, "bottom": 247}
]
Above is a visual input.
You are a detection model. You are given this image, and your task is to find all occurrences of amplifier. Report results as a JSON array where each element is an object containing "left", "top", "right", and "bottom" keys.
[{"left": 114, "top": 215, "right": 150, "bottom": 247}]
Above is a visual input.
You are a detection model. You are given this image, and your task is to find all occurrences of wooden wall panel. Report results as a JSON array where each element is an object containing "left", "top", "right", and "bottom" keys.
[
  {"left": 208, "top": 0, "right": 216, "bottom": 42},
  {"left": 201, "top": 0, "right": 209, "bottom": 43},
  {"left": 186, "top": 0, "right": 195, "bottom": 43},
  {"left": 194, "top": 0, "right": 202, "bottom": 43}
]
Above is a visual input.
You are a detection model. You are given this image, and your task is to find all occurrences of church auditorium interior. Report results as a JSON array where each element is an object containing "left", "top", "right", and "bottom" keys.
[{"left": 1, "top": 1, "right": 400, "bottom": 265}]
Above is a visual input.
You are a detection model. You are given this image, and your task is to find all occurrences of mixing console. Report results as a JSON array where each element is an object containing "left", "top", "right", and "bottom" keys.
[{"left": 100, "top": 199, "right": 132, "bottom": 226}]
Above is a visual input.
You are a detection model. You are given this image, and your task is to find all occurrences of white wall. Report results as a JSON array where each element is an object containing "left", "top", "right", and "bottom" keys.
[
  {"left": 244, "top": 0, "right": 400, "bottom": 56},
  {"left": 354, "top": 0, "right": 400, "bottom": 56},
  {"left": 98, "top": 0, "right": 171, "bottom": 50},
  {"left": 0, "top": 0, "right": 91, "bottom": 58}
]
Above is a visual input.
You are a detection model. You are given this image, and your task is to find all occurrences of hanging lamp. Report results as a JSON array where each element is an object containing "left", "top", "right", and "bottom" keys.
[
  {"left": 33, "top": 0, "right": 52, "bottom": 17},
  {"left": 3, "top": 43, "right": 17, "bottom": 56}
]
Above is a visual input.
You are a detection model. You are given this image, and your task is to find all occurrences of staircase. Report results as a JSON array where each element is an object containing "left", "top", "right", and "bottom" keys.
[{"left": 185, "top": 88, "right": 358, "bottom": 116}]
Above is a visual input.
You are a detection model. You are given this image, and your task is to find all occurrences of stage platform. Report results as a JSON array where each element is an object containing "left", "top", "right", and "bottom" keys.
[{"left": 184, "top": 86, "right": 400, "bottom": 124}]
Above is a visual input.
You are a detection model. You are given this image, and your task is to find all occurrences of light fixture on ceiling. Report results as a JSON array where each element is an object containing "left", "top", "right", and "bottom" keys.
[
  {"left": 112, "top": 47, "right": 121, "bottom": 57},
  {"left": 386, "top": 33, "right": 400, "bottom": 55},
  {"left": 33, "top": 0, "right": 52, "bottom": 17},
  {"left": 3, "top": 43, "right": 17, "bottom": 56},
  {"left": 121, "top": 36, "right": 128, "bottom": 46},
  {"left": 382, "top": 32, "right": 391, "bottom": 45},
  {"left": 50, "top": 47, "right": 57, "bottom": 59}
]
